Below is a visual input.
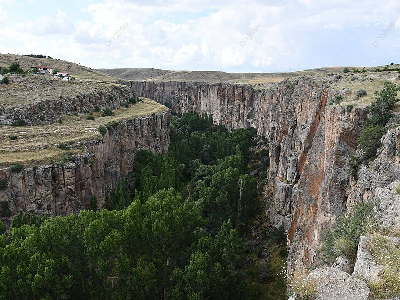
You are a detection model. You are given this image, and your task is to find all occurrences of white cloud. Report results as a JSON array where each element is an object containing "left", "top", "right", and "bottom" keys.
[
  {"left": 0, "top": 0, "right": 399, "bottom": 71},
  {"left": 18, "top": 9, "right": 75, "bottom": 35}
]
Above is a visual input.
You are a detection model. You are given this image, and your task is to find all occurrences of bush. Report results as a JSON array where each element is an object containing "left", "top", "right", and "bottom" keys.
[
  {"left": 12, "top": 119, "right": 27, "bottom": 126},
  {"left": 98, "top": 125, "right": 107, "bottom": 136},
  {"left": 0, "top": 220, "right": 5, "bottom": 234},
  {"left": 334, "top": 95, "right": 343, "bottom": 104},
  {"left": 86, "top": 115, "right": 95, "bottom": 120},
  {"left": 94, "top": 106, "right": 100, "bottom": 112},
  {"left": 1, "top": 67, "right": 9, "bottom": 74},
  {"left": 129, "top": 95, "right": 137, "bottom": 104},
  {"left": 348, "top": 155, "right": 361, "bottom": 179},
  {"left": 9, "top": 62, "right": 24, "bottom": 74},
  {"left": 319, "top": 202, "right": 376, "bottom": 265},
  {"left": 102, "top": 108, "right": 114, "bottom": 117},
  {"left": 57, "top": 143, "right": 69, "bottom": 150},
  {"left": 356, "top": 89, "right": 367, "bottom": 99},
  {"left": 358, "top": 125, "right": 386, "bottom": 161},
  {"left": 10, "top": 163, "right": 23, "bottom": 173},
  {"left": 351, "top": 82, "right": 399, "bottom": 171},
  {"left": 9, "top": 135, "right": 17, "bottom": 140},
  {"left": 343, "top": 67, "right": 350, "bottom": 73},
  {"left": 1, "top": 76, "right": 9, "bottom": 85}
]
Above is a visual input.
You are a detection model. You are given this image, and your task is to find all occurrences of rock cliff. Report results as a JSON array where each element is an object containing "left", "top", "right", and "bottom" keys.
[
  {"left": 129, "top": 76, "right": 371, "bottom": 274},
  {"left": 0, "top": 111, "right": 170, "bottom": 222}
]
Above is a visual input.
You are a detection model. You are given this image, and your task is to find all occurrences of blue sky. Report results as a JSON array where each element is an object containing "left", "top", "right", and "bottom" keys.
[{"left": 0, "top": 0, "right": 399, "bottom": 72}]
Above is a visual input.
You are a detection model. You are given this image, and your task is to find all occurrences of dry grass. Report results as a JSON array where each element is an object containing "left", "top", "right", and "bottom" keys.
[
  {"left": 0, "top": 99, "right": 167, "bottom": 166},
  {"left": 367, "top": 233, "right": 400, "bottom": 299},
  {"left": 330, "top": 72, "right": 400, "bottom": 106},
  {"left": 0, "top": 74, "right": 126, "bottom": 106},
  {"left": 0, "top": 53, "right": 115, "bottom": 82}
]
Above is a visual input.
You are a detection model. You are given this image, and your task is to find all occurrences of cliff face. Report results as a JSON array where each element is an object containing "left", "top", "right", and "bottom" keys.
[
  {"left": 0, "top": 75, "right": 135, "bottom": 125},
  {"left": 130, "top": 79, "right": 367, "bottom": 271},
  {"left": 0, "top": 111, "right": 170, "bottom": 219}
]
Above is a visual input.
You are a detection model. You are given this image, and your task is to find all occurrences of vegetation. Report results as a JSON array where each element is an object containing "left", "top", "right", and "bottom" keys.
[
  {"left": 0, "top": 77, "right": 9, "bottom": 85},
  {"left": 102, "top": 108, "right": 114, "bottom": 117},
  {"left": 129, "top": 95, "right": 137, "bottom": 104},
  {"left": 12, "top": 119, "right": 27, "bottom": 126},
  {"left": 319, "top": 202, "right": 376, "bottom": 265},
  {"left": 10, "top": 163, "right": 24, "bottom": 173},
  {"left": 0, "top": 113, "right": 284, "bottom": 300},
  {"left": 343, "top": 67, "right": 350, "bottom": 73},
  {"left": 98, "top": 125, "right": 107, "bottom": 136},
  {"left": 24, "top": 54, "right": 53, "bottom": 59},
  {"left": 356, "top": 89, "right": 367, "bottom": 99},
  {"left": 8, "top": 62, "right": 24, "bottom": 74},
  {"left": 57, "top": 143, "right": 69, "bottom": 150},
  {"left": 349, "top": 82, "right": 399, "bottom": 176},
  {"left": 368, "top": 234, "right": 400, "bottom": 299}
]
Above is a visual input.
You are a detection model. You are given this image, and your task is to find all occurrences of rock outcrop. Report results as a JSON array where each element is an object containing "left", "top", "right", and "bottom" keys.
[
  {"left": 129, "top": 78, "right": 369, "bottom": 274},
  {"left": 0, "top": 75, "right": 135, "bottom": 125},
  {"left": 0, "top": 111, "right": 170, "bottom": 221}
]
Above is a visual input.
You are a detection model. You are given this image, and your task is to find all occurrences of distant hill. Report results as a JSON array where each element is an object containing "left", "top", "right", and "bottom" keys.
[{"left": 0, "top": 54, "right": 115, "bottom": 82}]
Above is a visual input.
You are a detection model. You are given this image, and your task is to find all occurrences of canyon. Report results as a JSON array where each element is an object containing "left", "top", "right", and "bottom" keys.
[
  {"left": 123, "top": 69, "right": 400, "bottom": 298},
  {"left": 1, "top": 53, "right": 400, "bottom": 298}
]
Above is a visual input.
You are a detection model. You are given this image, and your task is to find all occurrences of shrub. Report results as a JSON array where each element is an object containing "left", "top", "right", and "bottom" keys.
[
  {"left": 9, "top": 135, "right": 17, "bottom": 140},
  {"left": 9, "top": 62, "right": 24, "bottom": 74},
  {"left": 39, "top": 115, "right": 45, "bottom": 121},
  {"left": 358, "top": 125, "right": 386, "bottom": 161},
  {"left": 1, "top": 67, "right": 9, "bottom": 74},
  {"left": 57, "top": 143, "right": 69, "bottom": 150},
  {"left": 102, "top": 108, "right": 114, "bottom": 117},
  {"left": 351, "top": 82, "right": 399, "bottom": 172},
  {"left": 94, "top": 106, "right": 100, "bottom": 112},
  {"left": 12, "top": 119, "right": 27, "bottom": 126},
  {"left": 10, "top": 163, "right": 23, "bottom": 173},
  {"left": 98, "top": 125, "right": 107, "bottom": 136},
  {"left": 334, "top": 95, "right": 343, "bottom": 104},
  {"left": 319, "top": 202, "right": 376, "bottom": 265},
  {"left": 59, "top": 156, "right": 71, "bottom": 166},
  {"left": 0, "top": 220, "right": 5, "bottom": 234},
  {"left": 343, "top": 67, "right": 350, "bottom": 73},
  {"left": 129, "top": 95, "right": 137, "bottom": 104},
  {"left": 0, "top": 178, "right": 8, "bottom": 190},
  {"left": 164, "top": 101, "right": 172, "bottom": 109},
  {"left": 356, "top": 89, "right": 367, "bottom": 99},
  {"left": 348, "top": 155, "right": 361, "bottom": 179},
  {"left": 1, "top": 76, "right": 9, "bottom": 85},
  {"left": 86, "top": 115, "right": 95, "bottom": 120},
  {"left": 58, "top": 118, "right": 63, "bottom": 124}
]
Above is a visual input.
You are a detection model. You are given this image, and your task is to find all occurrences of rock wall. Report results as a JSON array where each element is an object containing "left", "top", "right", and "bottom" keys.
[
  {"left": 0, "top": 111, "right": 170, "bottom": 220},
  {"left": 130, "top": 79, "right": 368, "bottom": 272},
  {"left": 0, "top": 79, "right": 135, "bottom": 125}
]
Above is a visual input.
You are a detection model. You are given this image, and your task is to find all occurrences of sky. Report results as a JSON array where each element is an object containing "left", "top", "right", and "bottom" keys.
[{"left": 0, "top": 0, "right": 399, "bottom": 72}]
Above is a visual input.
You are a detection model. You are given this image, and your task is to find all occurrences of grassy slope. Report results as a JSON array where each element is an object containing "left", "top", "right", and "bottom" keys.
[{"left": 0, "top": 99, "right": 167, "bottom": 166}]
